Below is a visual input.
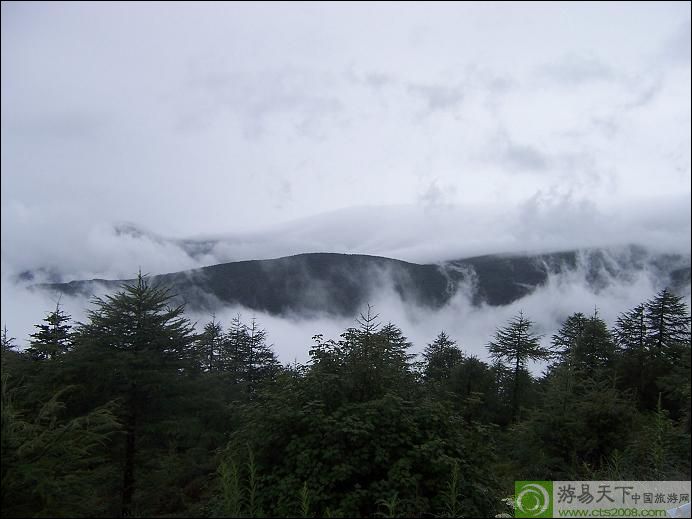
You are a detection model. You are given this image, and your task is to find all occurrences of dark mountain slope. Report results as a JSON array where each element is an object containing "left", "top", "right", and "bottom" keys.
[{"left": 37, "top": 246, "right": 690, "bottom": 317}]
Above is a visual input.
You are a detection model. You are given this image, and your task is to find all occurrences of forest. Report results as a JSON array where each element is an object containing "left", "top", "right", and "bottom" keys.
[{"left": 1, "top": 274, "right": 690, "bottom": 518}]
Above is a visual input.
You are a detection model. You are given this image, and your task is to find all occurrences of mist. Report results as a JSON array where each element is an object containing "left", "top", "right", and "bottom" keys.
[
  {"left": 2, "top": 2, "right": 690, "bottom": 372},
  {"left": 186, "top": 253, "right": 689, "bottom": 372},
  {"left": 6, "top": 246, "right": 687, "bottom": 379}
]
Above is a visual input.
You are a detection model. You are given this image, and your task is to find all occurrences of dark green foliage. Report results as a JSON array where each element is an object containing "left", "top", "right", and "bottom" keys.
[
  {"left": 26, "top": 302, "right": 73, "bottom": 361},
  {"left": 423, "top": 331, "right": 464, "bottom": 383},
  {"left": 448, "top": 356, "right": 503, "bottom": 423},
  {"left": 225, "top": 390, "right": 501, "bottom": 517},
  {"left": 488, "top": 311, "right": 548, "bottom": 421},
  {"left": 552, "top": 311, "right": 615, "bottom": 376},
  {"left": 1, "top": 375, "right": 121, "bottom": 517},
  {"left": 197, "top": 316, "right": 223, "bottom": 372},
  {"left": 616, "top": 394, "right": 691, "bottom": 480},
  {"left": 1, "top": 325, "right": 17, "bottom": 352},
  {"left": 206, "top": 314, "right": 282, "bottom": 394},
  {"left": 2, "top": 281, "right": 690, "bottom": 517},
  {"left": 614, "top": 289, "right": 692, "bottom": 415},
  {"left": 68, "top": 273, "right": 200, "bottom": 516},
  {"left": 645, "top": 288, "right": 691, "bottom": 354}
]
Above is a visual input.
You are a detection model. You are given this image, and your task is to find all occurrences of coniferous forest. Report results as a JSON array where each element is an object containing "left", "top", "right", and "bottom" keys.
[{"left": 1, "top": 275, "right": 690, "bottom": 518}]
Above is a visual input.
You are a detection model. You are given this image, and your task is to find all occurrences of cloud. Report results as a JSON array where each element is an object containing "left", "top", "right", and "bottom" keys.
[
  {"left": 2, "top": 3, "right": 690, "bottom": 363},
  {"left": 478, "top": 131, "right": 606, "bottom": 188},
  {"left": 417, "top": 179, "right": 457, "bottom": 209},
  {"left": 661, "top": 19, "right": 691, "bottom": 65},
  {"left": 19, "top": 245, "right": 683, "bottom": 374},
  {"left": 407, "top": 82, "right": 464, "bottom": 114},
  {"left": 538, "top": 53, "right": 615, "bottom": 85},
  {"left": 5, "top": 111, "right": 109, "bottom": 140},
  {"left": 183, "top": 66, "right": 343, "bottom": 139},
  {"left": 498, "top": 139, "right": 549, "bottom": 172},
  {"left": 3, "top": 194, "right": 688, "bottom": 293}
]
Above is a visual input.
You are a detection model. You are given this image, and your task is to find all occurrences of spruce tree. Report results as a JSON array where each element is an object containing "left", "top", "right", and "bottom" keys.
[
  {"left": 553, "top": 311, "right": 614, "bottom": 375},
  {"left": 198, "top": 316, "right": 224, "bottom": 372},
  {"left": 644, "top": 288, "right": 691, "bottom": 356},
  {"left": 423, "top": 331, "right": 463, "bottom": 383},
  {"left": 614, "top": 304, "right": 647, "bottom": 353},
  {"left": 614, "top": 289, "right": 691, "bottom": 413},
  {"left": 487, "top": 311, "right": 547, "bottom": 421},
  {"left": 245, "top": 317, "right": 280, "bottom": 392},
  {"left": 1, "top": 325, "right": 16, "bottom": 353},
  {"left": 337, "top": 306, "right": 415, "bottom": 401},
  {"left": 74, "top": 273, "right": 196, "bottom": 517},
  {"left": 26, "top": 302, "right": 72, "bottom": 361}
]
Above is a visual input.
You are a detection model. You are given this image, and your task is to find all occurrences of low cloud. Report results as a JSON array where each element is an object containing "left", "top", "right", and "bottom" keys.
[
  {"left": 5, "top": 240, "right": 689, "bottom": 379},
  {"left": 62, "top": 248, "right": 689, "bottom": 373},
  {"left": 2, "top": 195, "right": 688, "bottom": 288}
]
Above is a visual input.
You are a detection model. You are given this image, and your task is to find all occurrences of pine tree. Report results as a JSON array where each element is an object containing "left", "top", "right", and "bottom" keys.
[
  {"left": 614, "top": 289, "right": 691, "bottom": 412},
  {"left": 423, "top": 331, "right": 463, "bottom": 383},
  {"left": 26, "top": 302, "right": 72, "bottom": 361},
  {"left": 614, "top": 304, "right": 647, "bottom": 353},
  {"left": 553, "top": 311, "right": 614, "bottom": 375},
  {"left": 245, "top": 317, "right": 280, "bottom": 392},
  {"left": 1, "top": 325, "right": 16, "bottom": 353},
  {"left": 580, "top": 310, "right": 615, "bottom": 371},
  {"left": 198, "top": 316, "right": 224, "bottom": 372},
  {"left": 222, "top": 314, "right": 248, "bottom": 380},
  {"left": 644, "top": 288, "right": 691, "bottom": 357},
  {"left": 614, "top": 304, "right": 649, "bottom": 406},
  {"left": 74, "top": 273, "right": 196, "bottom": 517},
  {"left": 552, "top": 312, "right": 587, "bottom": 364},
  {"left": 487, "top": 311, "right": 547, "bottom": 421},
  {"left": 337, "top": 306, "right": 415, "bottom": 401}
]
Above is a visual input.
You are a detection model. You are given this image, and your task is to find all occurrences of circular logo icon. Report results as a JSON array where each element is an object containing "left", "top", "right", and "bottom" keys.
[{"left": 515, "top": 483, "right": 550, "bottom": 517}]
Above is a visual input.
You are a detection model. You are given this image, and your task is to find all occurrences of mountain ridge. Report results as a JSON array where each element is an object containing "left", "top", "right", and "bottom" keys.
[{"left": 35, "top": 246, "right": 691, "bottom": 318}]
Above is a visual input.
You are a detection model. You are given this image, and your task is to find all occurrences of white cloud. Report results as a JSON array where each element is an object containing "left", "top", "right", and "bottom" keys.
[{"left": 1, "top": 3, "right": 690, "bottom": 355}]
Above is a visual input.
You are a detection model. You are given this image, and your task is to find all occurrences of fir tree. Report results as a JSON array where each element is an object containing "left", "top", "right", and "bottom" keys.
[
  {"left": 198, "top": 316, "right": 224, "bottom": 372},
  {"left": 423, "top": 331, "right": 463, "bottom": 383},
  {"left": 1, "top": 325, "right": 16, "bottom": 353},
  {"left": 26, "top": 302, "right": 72, "bottom": 361},
  {"left": 246, "top": 317, "right": 280, "bottom": 392},
  {"left": 553, "top": 311, "right": 614, "bottom": 375},
  {"left": 644, "top": 288, "right": 691, "bottom": 356},
  {"left": 614, "top": 304, "right": 647, "bottom": 353},
  {"left": 74, "top": 272, "right": 196, "bottom": 517},
  {"left": 487, "top": 311, "right": 547, "bottom": 421}
]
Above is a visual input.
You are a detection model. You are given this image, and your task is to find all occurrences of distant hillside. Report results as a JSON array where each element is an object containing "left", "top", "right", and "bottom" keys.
[{"left": 37, "top": 246, "right": 691, "bottom": 317}]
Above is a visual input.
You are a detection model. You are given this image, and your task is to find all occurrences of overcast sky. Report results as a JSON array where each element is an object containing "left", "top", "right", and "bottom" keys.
[
  {"left": 2, "top": 2, "right": 690, "bottom": 264},
  {"left": 2, "top": 2, "right": 691, "bottom": 270},
  {"left": 1, "top": 1, "right": 690, "bottom": 359}
]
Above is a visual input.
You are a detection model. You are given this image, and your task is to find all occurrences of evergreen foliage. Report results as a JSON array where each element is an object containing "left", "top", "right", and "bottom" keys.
[
  {"left": 423, "top": 331, "right": 464, "bottom": 383},
  {"left": 1, "top": 282, "right": 690, "bottom": 517},
  {"left": 26, "top": 302, "right": 73, "bottom": 361},
  {"left": 487, "top": 311, "right": 548, "bottom": 421}
]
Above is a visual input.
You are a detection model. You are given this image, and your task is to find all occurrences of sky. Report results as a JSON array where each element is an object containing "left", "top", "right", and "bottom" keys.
[{"left": 1, "top": 2, "right": 691, "bottom": 360}]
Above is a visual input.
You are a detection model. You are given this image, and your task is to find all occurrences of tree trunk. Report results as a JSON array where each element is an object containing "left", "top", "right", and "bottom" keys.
[
  {"left": 512, "top": 355, "right": 521, "bottom": 422},
  {"left": 121, "top": 408, "right": 136, "bottom": 517}
]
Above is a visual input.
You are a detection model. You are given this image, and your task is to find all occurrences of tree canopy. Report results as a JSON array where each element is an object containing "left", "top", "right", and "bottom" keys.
[{"left": 1, "top": 285, "right": 690, "bottom": 517}]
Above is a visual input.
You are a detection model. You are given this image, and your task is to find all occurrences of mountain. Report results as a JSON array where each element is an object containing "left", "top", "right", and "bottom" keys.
[{"left": 35, "top": 245, "right": 691, "bottom": 318}]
